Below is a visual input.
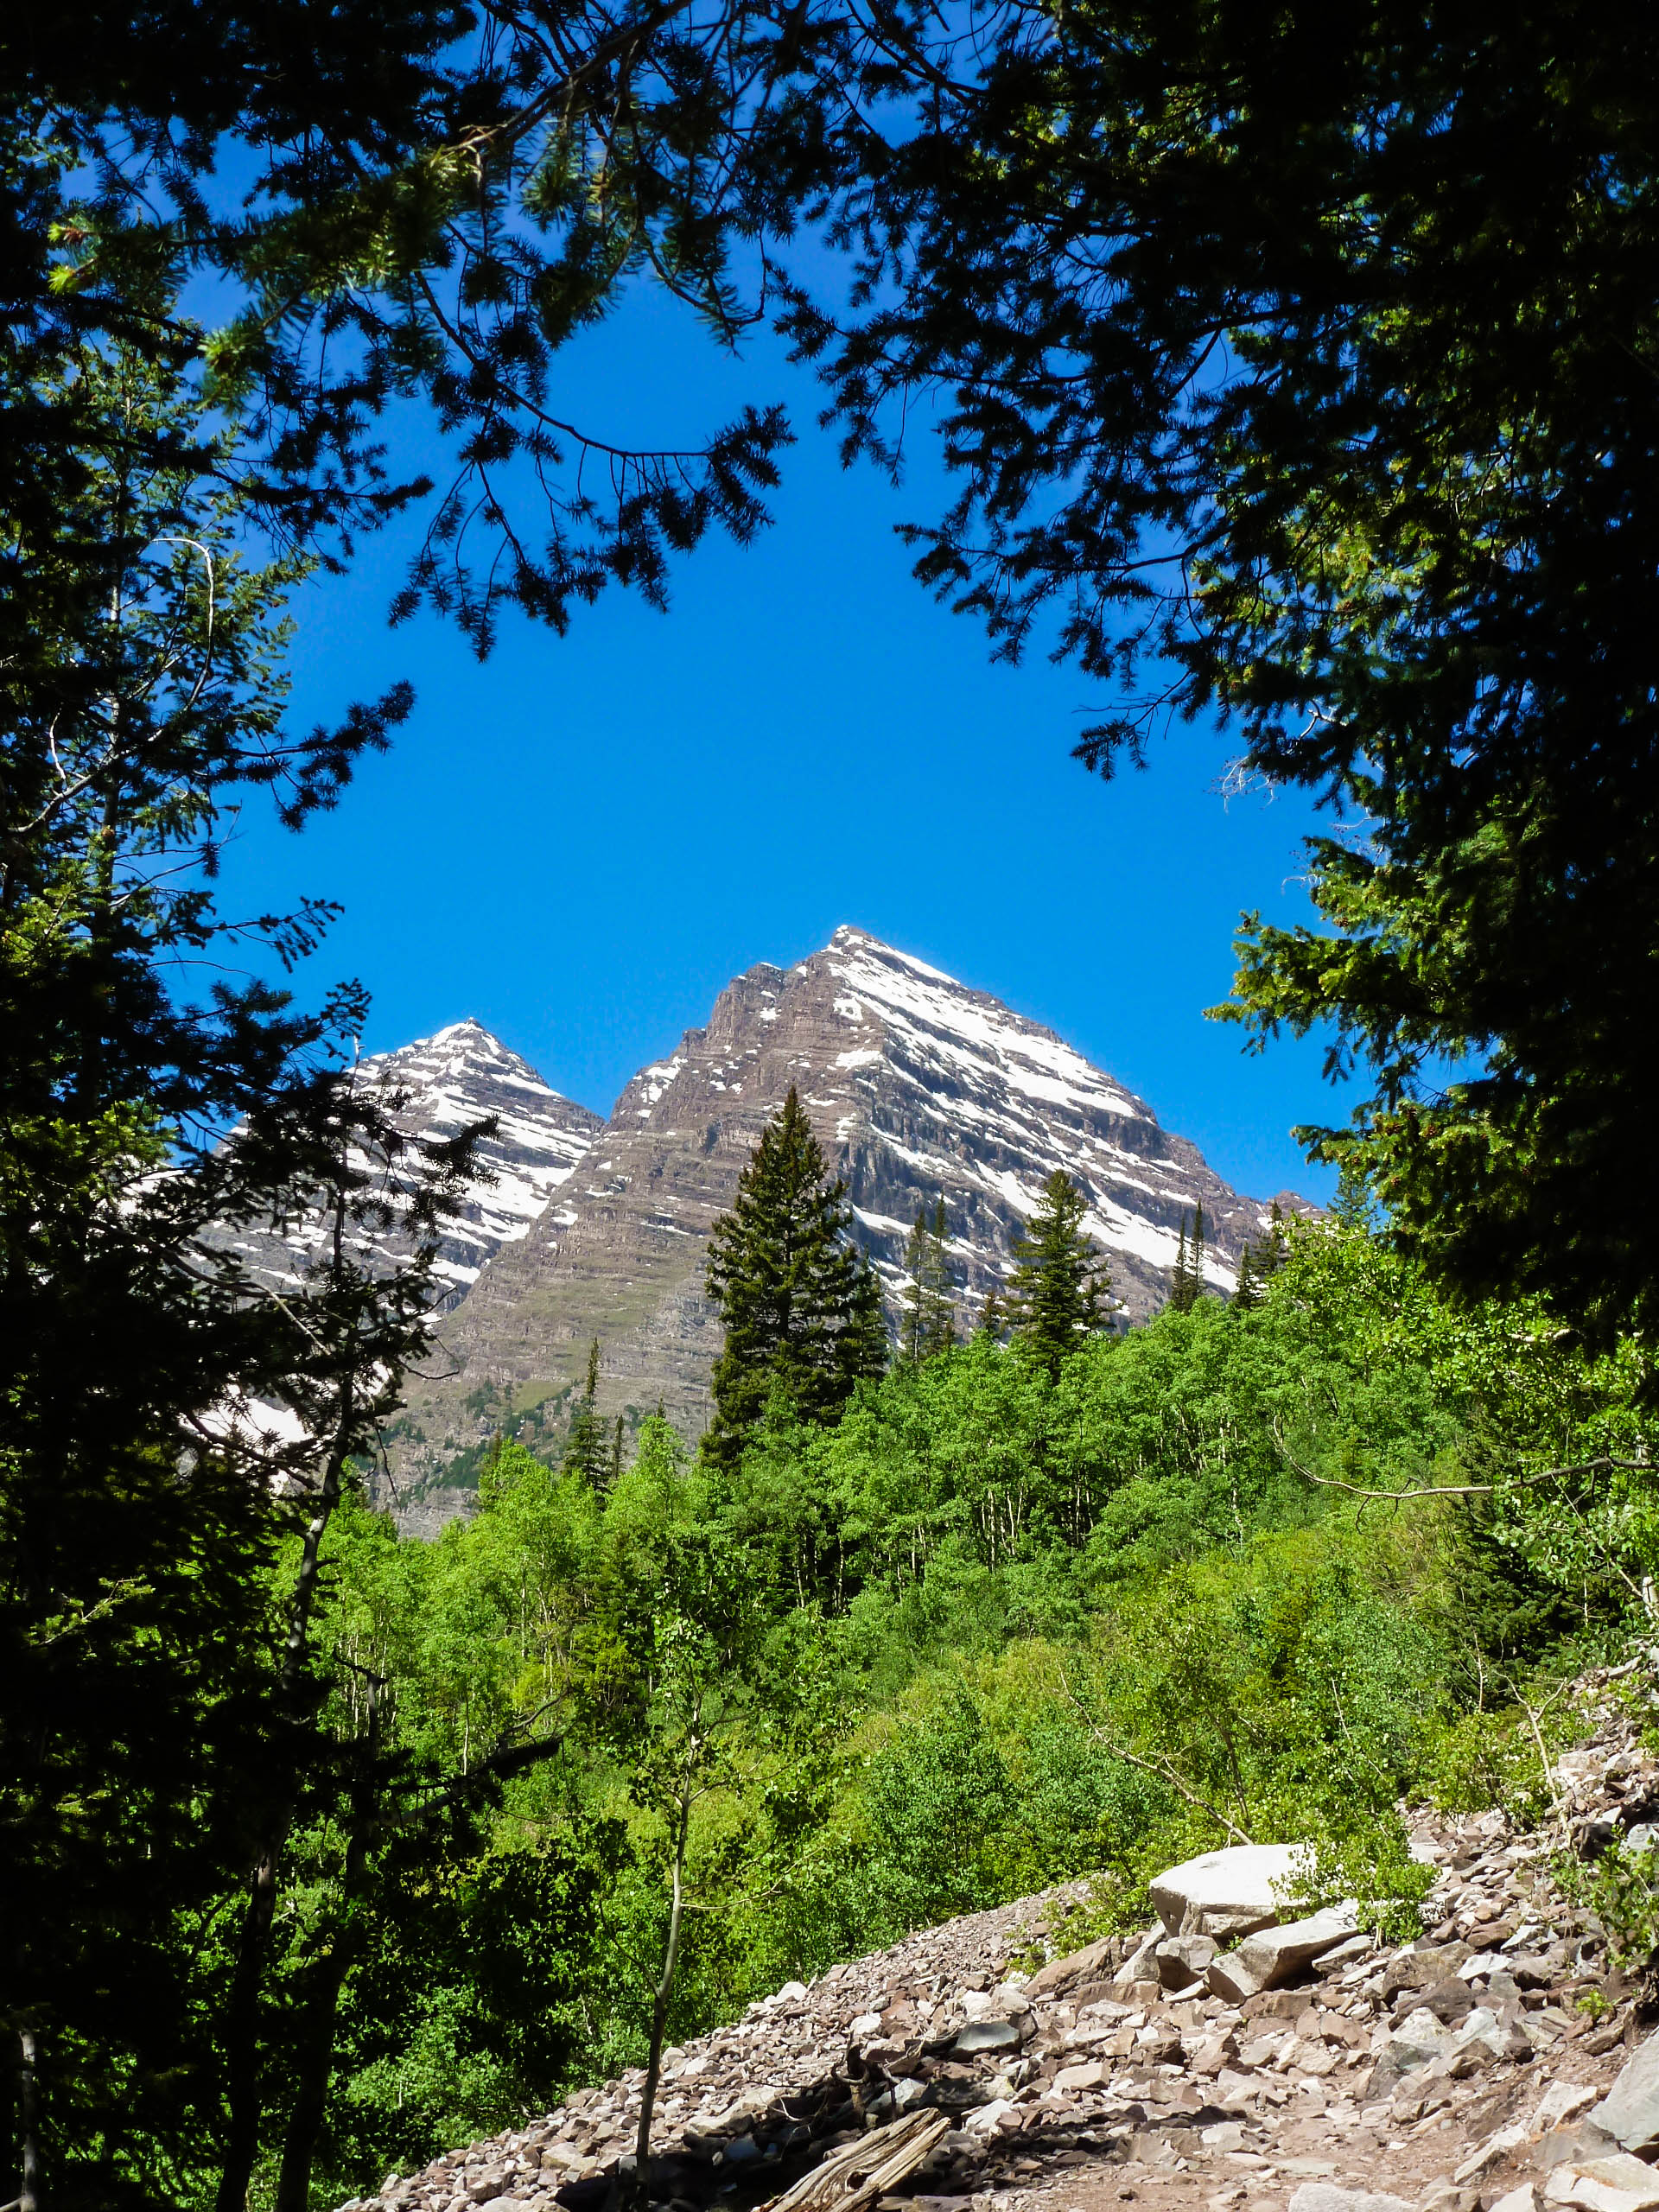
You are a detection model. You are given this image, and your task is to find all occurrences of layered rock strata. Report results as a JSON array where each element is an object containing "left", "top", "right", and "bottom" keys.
[{"left": 386, "top": 929, "right": 1296, "bottom": 1522}]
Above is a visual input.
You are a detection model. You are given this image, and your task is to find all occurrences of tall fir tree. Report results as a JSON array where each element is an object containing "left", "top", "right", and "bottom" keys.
[
  {"left": 899, "top": 1197, "right": 955, "bottom": 1363},
  {"left": 703, "top": 1090, "right": 887, "bottom": 1467},
  {"left": 1233, "top": 1200, "right": 1289, "bottom": 1312},
  {"left": 0, "top": 331, "right": 476, "bottom": 2209},
  {"left": 1261, "top": 1200, "right": 1288, "bottom": 1278},
  {"left": 840, "top": 1255, "right": 892, "bottom": 1398},
  {"left": 1004, "top": 1172, "right": 1110, "bottom": 1379},
  {"left": 563, "top": 1340, "right": 611, "bottom": 1487},
  {"left": 1167, "top": 1204, "right": 1210, "bottom": 1314}
]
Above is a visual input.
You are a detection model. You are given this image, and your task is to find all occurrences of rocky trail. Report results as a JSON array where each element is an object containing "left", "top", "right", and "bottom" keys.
[{"left": 344, "top": 1676, "right": 1659, "bottom": 2212}]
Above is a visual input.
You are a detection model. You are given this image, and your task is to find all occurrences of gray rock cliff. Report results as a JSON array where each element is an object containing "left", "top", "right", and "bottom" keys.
[{"left": 382, "top": 931, "right": 1295, "bottom": 1529}]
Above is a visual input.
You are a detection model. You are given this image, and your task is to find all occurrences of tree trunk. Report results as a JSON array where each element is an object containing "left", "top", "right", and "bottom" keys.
[
  {"left": 215, "top": 1230, "right": 357, "bottom": 2212},
  {"left": 632, "top": 1787, "right": 691, "bottom": 2208},
  {"left": 18, "top": 2027, "right": 41, "bottom": 2212},
  {"left": 214, "top": 1850, "right": 279, "bottom": 2212},
  {"left": 274, "top": 1675, "right": 381, "bottom": 2212}
]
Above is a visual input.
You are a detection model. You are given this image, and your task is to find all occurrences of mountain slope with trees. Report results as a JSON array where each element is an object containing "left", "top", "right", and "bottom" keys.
[
  {"left": 385, "top": 929, "right": 1294, "bottom": 1524},
  {"left": 95, "top": 1189, "right": 1649, "bottom": 2212}
]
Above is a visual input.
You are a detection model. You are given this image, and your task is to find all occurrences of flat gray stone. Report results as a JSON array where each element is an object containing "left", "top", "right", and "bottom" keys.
[
  {"left": 1288, "top": 2187, "right": 1413, "bottom": 2212},
  {"left": 1023, "top": 1937, "right": 1113, "bottom": 1999},
  {"left": 955, "top": 2018, "right": 1020, "bottom": 2054},
  {"left": 1156, "top": 1932, "right": 1219, "bottom": 1989},
  {"left": 1592, "top": 2029, "right": 1659, "bottom": 2153},
  {"left": 1151, "top": 1843, "right": 1307, "bottom": 1941},
  {"left": 1206, "top": 1905, "right": 1360, "bottom": 2001}
]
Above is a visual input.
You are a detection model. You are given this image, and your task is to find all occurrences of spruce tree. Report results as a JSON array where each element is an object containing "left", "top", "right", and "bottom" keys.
[
  {"left": 1168, "top": 1205, "right": 1210, "bottom": 1314},
  {"left": 703, "top": 1090, "right": 886, "bottom": 1467},
  {"left": 925, "top": 1198, "right": 956, "bottom": 1358},
  {"left": 978, "top": 1283, "right": 1007, "bottom": 1341},
  {"left": 1169, "top": 1217, "right": 1193, "bottom": 1313},
  {"left": 1004, "top": 1172, "right": 1110, "bottom": 1379},
  {"left": 1234, "top": 1201, "right": 1289, "bottom": 1312},
  {"left": 900, "top": 1197, "right": 955, "bottom": 1363},
  {"left": 1262, "top": 1200, "right": 1289, "bottom": 1278},
  {"left": 563, "top": 1339, "right": 611, "bottom": 1486},
  {"left": 840, "top": 1255, "right": 892, "bottom": 1397},
  {"left": 900, "top": 1208, "right": 931, "bottom": 1365}
]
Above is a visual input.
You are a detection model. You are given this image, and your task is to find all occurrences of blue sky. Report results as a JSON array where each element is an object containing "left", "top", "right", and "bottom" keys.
[{"left": 214, "top": 281, "right": 1345, "bottom": 1205}]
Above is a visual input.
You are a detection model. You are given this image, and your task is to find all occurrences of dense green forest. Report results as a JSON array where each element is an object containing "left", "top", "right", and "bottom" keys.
[{"left": 238, "top": 1185, "right": 1653, "bottom": 2208}]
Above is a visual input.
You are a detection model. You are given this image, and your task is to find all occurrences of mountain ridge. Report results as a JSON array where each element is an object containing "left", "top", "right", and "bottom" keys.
[
  {"left": 379, "top": 928, "right": 1305, "bottom": 1530},
  {"left": 215, "top": 1018, "right": 603, "bottom": 1313}
]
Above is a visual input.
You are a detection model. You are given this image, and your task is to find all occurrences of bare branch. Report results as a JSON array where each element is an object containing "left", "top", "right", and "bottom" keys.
[
  {"left": 1058, "top": 1669, "right": 1255, "bottom": 1845},
  {"left": 1271, "top": 1426, "right": 1648, "bottom": 1502}
]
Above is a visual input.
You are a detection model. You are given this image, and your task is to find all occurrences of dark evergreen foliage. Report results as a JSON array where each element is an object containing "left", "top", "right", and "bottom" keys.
[
  {"left": 11, "top": 2, "right": 1659, "bottom": 1342},
  {"left": 703, "top": 1090, "right": 885, "bottom": 1466},
  {"left": 1004, "top": 1172, "right": 1110, "bottom": 1377},
  {"left": 900, "top": 1198, "right": 954, "bottom": 1364},
  {"left": 1167, "top": 1207, "right": 1208, "bottom": 1315},
  {"left": 563, "top": 1341, "right": 611, "bottom": 1489},
  {"left": 1235, "top": 1203, "right": 1288, "bottom": 1311},
  {"left": 775, "top": 3, "right": 1659, "bottom": 1348},
  {"left": 0, "top": 334, "right": 480, "bottom": 2211}
]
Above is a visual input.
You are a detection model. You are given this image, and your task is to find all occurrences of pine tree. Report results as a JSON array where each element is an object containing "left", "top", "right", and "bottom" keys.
[
  {"left": 563, "top": 1339, "right": 611, "bottom": 1486},
  {"left": 1234, "top": 1200, "right": 1289, "bottom": 1312},
  {"left": 1168, "top": 1205, "right": 1210, "bottom": 1314},
  {"left": 610, "top": 1414, "right": 626, "bottom": 1489},
  {"left": 978, "top": 1283, "right": 1007, "bottom": 1341},
  {"left": 925, "top": 1197, "right": 956, "bottom": 1358},
  {"left": 911, "top": 1211, "right": 938, "bottom": 1362},
  {"left": 1004, "top": 1172, "right": 1110, "bottom": 1378},
  {"left": 1169, "top": 1217, "right": 1193, "bottom": 1313},
  {"left": 900, "top": 1197, "right": 955, "bottom": 1363},
  {"left": 1262, "top": 1198, "right": 1289, "bottom": 1276},
  {"left": 839, "top": 1255, "right": 892, "bottom": 1397},
  {"left": 703, "top": 1089, "right": 886, "bottom": 1467}
]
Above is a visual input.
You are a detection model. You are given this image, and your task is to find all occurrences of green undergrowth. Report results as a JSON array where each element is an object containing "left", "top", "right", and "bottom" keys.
[{"left": 264, "top": 1213, "right": 1657, "bottom": 2205}]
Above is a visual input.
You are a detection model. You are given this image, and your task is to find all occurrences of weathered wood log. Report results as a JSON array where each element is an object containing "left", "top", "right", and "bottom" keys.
[{"left": 760, "top": 2111, "right": 951, "bottom": 2212}]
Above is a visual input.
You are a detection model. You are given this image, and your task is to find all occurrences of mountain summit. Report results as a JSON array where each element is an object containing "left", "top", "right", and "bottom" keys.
[
  {"left": 383, "top": 929, "right": 1291, "bottom": 1528},
  {"left": 216, "top": 1019, "right": 602, "bottom": 1315}
]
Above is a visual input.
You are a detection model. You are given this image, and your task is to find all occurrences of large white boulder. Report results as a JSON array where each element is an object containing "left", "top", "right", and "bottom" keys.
[{"left": 1149, "top": 1841, "right": 1309, "bottom": 1939}]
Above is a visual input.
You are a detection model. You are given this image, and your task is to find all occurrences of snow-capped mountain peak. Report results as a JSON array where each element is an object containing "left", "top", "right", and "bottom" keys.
[
  {"left": 216, "top": 1021, "right": 601, "bottom": 1312},
  {"left": 364, "top": 1020, "right": 601, "bottom": 1297},
  {"left": 385, "top": 930, "right": 1295, "bottom": 1523}
]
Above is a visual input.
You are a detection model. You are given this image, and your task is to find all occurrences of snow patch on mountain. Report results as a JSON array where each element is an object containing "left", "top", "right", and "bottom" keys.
[{"left": 218, "top": 1019, "right": 601, "bottom": 1311}]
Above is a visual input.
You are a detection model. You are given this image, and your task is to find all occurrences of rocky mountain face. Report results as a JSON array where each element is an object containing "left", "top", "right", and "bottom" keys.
[
  {"left": 382, "top": 929, "right": 1298, "bottom": 1529},
  {"left": 216, "top": 1019, "right": 602, "bottom": 1313}
]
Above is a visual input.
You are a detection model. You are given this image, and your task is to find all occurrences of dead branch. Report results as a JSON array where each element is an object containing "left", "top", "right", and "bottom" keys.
[
  {"left": 1272, "top": 1427, "right": 1649, "bottom": 1503},
  {"left": 1058, "top": 1671, "right": 1255, "bottom": 1845}
]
